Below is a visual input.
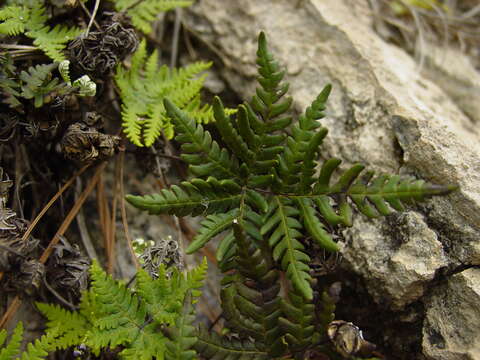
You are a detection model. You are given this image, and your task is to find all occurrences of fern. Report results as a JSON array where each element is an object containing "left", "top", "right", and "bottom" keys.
[
  {"left": 38, "top": 259, "right": 206, "bottom": 360},
  {"left": 0, "top": 4, "right": 81, "bottom": 61},
  {"left": 112, "top": 0, "right": 192, "bottom": 34},
  {"left": 0, "top": 322, "right": 58, "bottom": 360},
  {"left": 115, "top": 39, "right": 213, "bottom": 146},
  {"left": 126, "top": 31, "right": 456, "bottom": 358},
  {"left": 127, "top": 32, "right": 456, "bottom": 300}
]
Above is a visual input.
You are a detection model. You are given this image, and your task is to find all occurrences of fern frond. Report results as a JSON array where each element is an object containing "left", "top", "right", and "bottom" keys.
[
  {"left": 0, "top": 4, "right": 80, "bottom": 61},
  {"left": 296, "top": 198, "right": 339, "bottom": 252},
  {"left": 113, "top": 0, "right": 192, "bottom": 34},
  {"left": 85, "top": 260, "right": 147, "bottom": 351},
  {"left": 224, "top": 220, "right": 285, "bottom": 356},
  {"left": 116, "top": 40, "right": 212, "bottom": 146},
  {"left": 126, "top": 177, "right": 242, "bottom": 216},
  {"left": 19, "top": 63, "right": 62, "bottom": 108},
  {"left": 186, "top": 209, "right": 239, "bottom": 254},
  {"left": 137, "top": 258, "right": 207, "bottom": 325},
  {"left": 27, "top": 24, "right": 81, "bottom": 62},
  {"left": 261, "top": 197, "right": 312, "bottom": 300},
  {"left": 0, "top": 6, "right": 28, "bottom": 35},
  {"left": 36, "top": 303, "right": 90, "bottom": 350},
  {"left": 213, "top": 97, "right": 255, "bottom": 166},
  {"left": 19, "top": 329, "right": 59, "bottom": 360},
  {"left": 194, "top": 326, "right": 269, "bottom": 360},
  {"left": 278, "top": 289, "right": 319, "bottom": 354},
  {"left": 165, "top": 98, "right": 238, "bottom": 179},
  {"left": 347, "top": 173, "right": 457, "bottom": 217},
  {"left": 164, "top": 292, "right": 198, "bottom": 360},
  {"left": 0, "top": 321, "right": 23, "bottom": 360}
]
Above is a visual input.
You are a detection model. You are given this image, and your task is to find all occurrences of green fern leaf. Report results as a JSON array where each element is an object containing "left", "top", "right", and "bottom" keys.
[
  {"left": 164, "top": 292, "right": 198, "bottom": 360},
  {"left": 126, "top": 177, "right": 242, "bottom": 216},
  {"left": 261, "top": 197, "right": 312, "bottom": 300},
  {"left": 19, "top": 63, "right": 63, "bottom": 108},
  {"left": 116, "top": 40, "right": 212, "bottom": 146},
  {"left": 36, "top": 302, "right": 90, "bottom": 350},
  {"left": 165, "top": 98, "right": 238, "bottom": 179},
  {"left": 0, "top": 4, "right": 80, "bottom": 61},
  {"left": 136, "top": 258, "right": 207, "bottom": 325},
  {"left": 0, "top": 6, "right": 28, "bottom": 35},
  {"left": 113, "top": 0, "right": 192, "bottom": 34},
  {"left": 0, "top": 321, "right": 23, "bottom": 360},
  {"left": 28, "top": 24, "right": 81, "bottom": 62},
  {"left": 85, "top": 260, "right": 147, "bottom": 351},
  {"left": 186, "top": 210, "right": 239, "bottom": 253},
  {"left": 278, "top": 289, "right": 319, "bottom": 354},
  {"left": 194, "top": 325, "right": 269, "bottom": 360}
]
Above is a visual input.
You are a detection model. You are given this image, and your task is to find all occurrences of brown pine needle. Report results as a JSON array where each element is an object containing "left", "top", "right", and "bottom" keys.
[{"left": 0, "top": 163, "right": 105, "bottom": 329}]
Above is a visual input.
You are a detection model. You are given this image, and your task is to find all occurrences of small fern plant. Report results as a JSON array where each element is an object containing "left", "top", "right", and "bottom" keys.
[
  {"left": 125, "top": 32, "right": 456, "bottom": 358},
  {"left": 0, "top": 322, "right": 59, "bottom": 360},
  {"left": 37, "top": 258, "right": 207, "bottom": 359},
  {"left": 116, "top": 39, "right": 215, "bottom": 146},
  {"left": 0, "top": 3, "right": 81, "bottom": 62}
]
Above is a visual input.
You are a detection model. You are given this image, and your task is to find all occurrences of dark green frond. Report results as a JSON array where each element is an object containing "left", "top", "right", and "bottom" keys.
[
  {"left": 348, "top": 174, "right": 457, "bottom": 218},
  {"left": 187, "top": 209, "right": 239, "bottom": 253},
  {"left": 296, "top": 198, "right": 339, "bottom": 252},
  {"left": 19, "top": 63, "right": 63, "bottom": 108},
  {"left": 127, "top": 177, "right": 242, "bottom": 216},
  {"left": 213, "top": 97, "right": 255, "bottom": 166},
  {"left": 278, "top": 289, "right": 319, "bottom": 354},
  {"left": 165, "top": 98, "right": 239, "bottom": 179},
  {"left": 194, "top": 326, "right": 268, "bottom": 360},
  {"left": 253, "top": 32, "right": 292, "bottom": 125},
  {"left": 261, "top": 197, "right": 312, "bottom": 300},
  {"left": 225, "top": 221, "right": 285, "bottom": 356}
]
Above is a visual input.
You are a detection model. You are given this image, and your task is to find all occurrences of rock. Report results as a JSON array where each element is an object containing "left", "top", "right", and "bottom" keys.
[
  {"left": 183, "top": 0, "right": 480, "bottom": 358},
  {"left": 422, "top": 268, "right": 480, "bottom": 359},
  {"left": 342, "top": 211, "right": 448, "bottom": 310}
]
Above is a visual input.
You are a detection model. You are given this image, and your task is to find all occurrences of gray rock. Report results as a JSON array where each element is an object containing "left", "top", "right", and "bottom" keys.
[
  {"left": 184, "top": 0, "right": 480, "bottom": 358},
  {"left": 423, "top": 268, "right": 480, "bottom": 360},
  {"left": 342, "top": 211, "right": 448, "bottom": 310}
]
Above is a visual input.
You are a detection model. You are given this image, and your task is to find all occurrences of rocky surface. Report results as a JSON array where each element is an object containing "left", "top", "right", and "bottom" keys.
[
  {"left": 423, "top": 268, "right": 480, "bottom": 360},
  {"left": 183, "top": 0, "right": 480, "bottom": 358}
]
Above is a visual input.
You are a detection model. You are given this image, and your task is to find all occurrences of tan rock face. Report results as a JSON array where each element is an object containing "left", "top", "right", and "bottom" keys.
[
  {"left": 423, "top": 269, "right": 480, "bottom": 360},
  {"left": 184, "top": 0, "right": 480, "bottom": 358}
]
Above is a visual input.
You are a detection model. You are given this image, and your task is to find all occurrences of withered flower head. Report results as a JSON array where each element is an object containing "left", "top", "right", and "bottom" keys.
[
  {"left": 46, "top": 237, "right": 90, "bottom": 300},
  {"left": 136, "top": 236, "right": 183, "bottom": 278},
  {"left": 69, "top": 21, "right": 138, "bottom": 76},
  {"left": 59, "top": 121, "right": 121, "bottom": 164}
]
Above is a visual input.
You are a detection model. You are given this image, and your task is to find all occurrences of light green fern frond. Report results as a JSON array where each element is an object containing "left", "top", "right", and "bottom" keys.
[
  {"left": 0, "top": 4, "right": 81, "bottom": 61},
  {"left": 36, "top": 302, "right": 91, "bottom": 350},
  {"left": 0, "top": 321, "right": 59, "bottom": 360},
  {"left": 113, "top": 0, "right": 193, "bottom": 34},
  {"left": 0, "top": 6, "right": 28, "bottom": 35},
  {"left": 116, "top": 40, "right": 212, "bottom": 146},
  {"left": 0, "top": 321, "right": 23, "bottom": 360},
  {"left": 28, "top": 24, "right": 82, "bottom": 62}
]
